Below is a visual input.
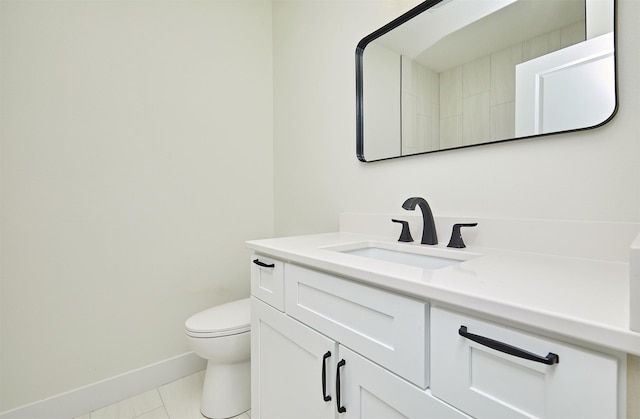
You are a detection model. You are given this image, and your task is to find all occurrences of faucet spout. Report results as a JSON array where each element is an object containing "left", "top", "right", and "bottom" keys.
[{"left": 402, "top": 197, "right": 438, "bottom": 245}]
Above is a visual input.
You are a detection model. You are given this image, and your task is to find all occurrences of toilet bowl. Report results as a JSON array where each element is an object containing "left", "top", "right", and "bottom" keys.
[{"left": 185, "top": 298, "right": 251, "bottom": 419}]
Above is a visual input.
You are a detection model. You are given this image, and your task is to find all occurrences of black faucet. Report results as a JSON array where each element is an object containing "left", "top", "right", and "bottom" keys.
[{"left": 402, "top": 197, "right": 438, "bottom": 245}]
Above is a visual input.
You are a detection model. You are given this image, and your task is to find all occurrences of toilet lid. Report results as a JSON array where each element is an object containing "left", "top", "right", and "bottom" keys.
[{"left": 185, "top": 297, "right": 250, "bottom": 337}]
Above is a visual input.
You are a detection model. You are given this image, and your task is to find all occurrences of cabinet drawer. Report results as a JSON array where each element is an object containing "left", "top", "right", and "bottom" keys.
[
  {"left": 431, "top": 307, "right": 620, "bottom": 419},
  {"left": 251, "top": 255, "right": 285, "bottom": 311},
  {"left": 285, "top": 264, "right": 428, "bottom": 388}
]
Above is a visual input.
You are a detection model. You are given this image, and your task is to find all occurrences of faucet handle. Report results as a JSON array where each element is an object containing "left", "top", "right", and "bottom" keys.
[
  {"left": 391, "top": 219, "right": 414, "bottom": 243},
  {"left": 447, "top": 223, "right": 478, "bottom": 248}
]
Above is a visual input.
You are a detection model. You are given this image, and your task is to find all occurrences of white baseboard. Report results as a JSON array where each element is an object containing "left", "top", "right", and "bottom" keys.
[{"left": 0, "top": 352, "right": 206, "bottom": 419}]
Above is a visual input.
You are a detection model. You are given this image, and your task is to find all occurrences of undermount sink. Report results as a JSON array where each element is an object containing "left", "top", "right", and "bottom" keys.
[{"left": 325, "top": 241, "right": 478, "bottom": 270}]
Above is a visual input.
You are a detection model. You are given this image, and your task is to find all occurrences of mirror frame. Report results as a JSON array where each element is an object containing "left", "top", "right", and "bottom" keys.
[{"left": 355, "top": 0, "right": 618, "bottom": 162}]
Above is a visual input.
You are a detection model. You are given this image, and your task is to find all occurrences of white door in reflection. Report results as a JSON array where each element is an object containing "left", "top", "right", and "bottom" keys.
[{"left": 515, "top": 32, "right": 615, "bottom": 137}]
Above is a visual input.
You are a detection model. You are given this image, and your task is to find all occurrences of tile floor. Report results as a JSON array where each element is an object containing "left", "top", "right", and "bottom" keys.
[{"left": 74, "top": 370, "right": 251, "bottom": 419}]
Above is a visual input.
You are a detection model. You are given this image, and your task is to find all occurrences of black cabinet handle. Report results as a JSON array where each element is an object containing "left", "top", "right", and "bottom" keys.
[
  {"left": 321, "top": 351, "right": 332, "bottom": 402},
  {"left": 252, "top": 258, "right": 275, "bottom": 268},
  {"left": 336, "top": 359, "right": 346, "bottom": 413},
  {"left": 459, "top": 326, "right": 559, "bottom": 365}
]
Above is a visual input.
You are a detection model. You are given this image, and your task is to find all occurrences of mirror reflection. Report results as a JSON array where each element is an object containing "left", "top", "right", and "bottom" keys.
[{"left": 356, "top": 0, "right": 616, "bottom": 162}]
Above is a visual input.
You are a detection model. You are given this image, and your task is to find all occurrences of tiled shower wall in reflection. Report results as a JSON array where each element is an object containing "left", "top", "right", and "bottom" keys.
[{"left": 401, "top": 20, "right": 586, "bottom": 153}]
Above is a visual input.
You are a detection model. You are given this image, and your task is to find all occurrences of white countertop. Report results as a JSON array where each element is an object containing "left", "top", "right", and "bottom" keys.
[{"left": 247, "top": 231, "right": 640, "bottom": 356}]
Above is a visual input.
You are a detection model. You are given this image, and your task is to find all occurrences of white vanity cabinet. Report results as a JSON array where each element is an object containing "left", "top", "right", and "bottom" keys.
[
  {"left": 250, "top": 254, "right": 624, "bottom": 419},
  {"left": 430, "top": 308, "right": 620, "bottom": 419}
]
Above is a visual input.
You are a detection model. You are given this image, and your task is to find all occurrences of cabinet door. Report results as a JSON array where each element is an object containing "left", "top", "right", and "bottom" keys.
[
  {"left": 431, "top": 308, "right": 620, "bottom": 419},
  {"left": 337, "top": 346, "right": 469, "bottom": 419},
  {"left": 251, "top": 297, "right": 337, "bottom": 419}
]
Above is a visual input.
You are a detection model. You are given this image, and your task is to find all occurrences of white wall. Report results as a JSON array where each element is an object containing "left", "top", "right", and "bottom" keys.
[
  {"left": 0, "top": 0, "right": 273, "bottom": 412},
  {"left": 273, "top": 0, "right": 640, "bottom": 236}
]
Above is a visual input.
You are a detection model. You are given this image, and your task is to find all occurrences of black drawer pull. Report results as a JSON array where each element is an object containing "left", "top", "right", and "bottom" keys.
[
  {"left": 336, "top": 359, "right": 346, "bottom": 413},
  {"left": 253, "top": 258, "right": 275, "bottom": 268},
  {"left": 459, "top": 325, "right": 559, "bottom": 365},
  {"left": 321, "top": 351, "right": 332, "bottom": 402}
]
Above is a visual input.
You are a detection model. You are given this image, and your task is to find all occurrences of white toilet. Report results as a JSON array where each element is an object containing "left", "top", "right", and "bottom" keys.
[{"left": 185, "top": 298, "right": 251, "bottom": 419}]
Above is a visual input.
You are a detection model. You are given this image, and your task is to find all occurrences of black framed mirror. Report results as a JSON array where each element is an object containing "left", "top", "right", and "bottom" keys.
[{"left": 356, "top": 0, "right": 616, "bottom": 162}]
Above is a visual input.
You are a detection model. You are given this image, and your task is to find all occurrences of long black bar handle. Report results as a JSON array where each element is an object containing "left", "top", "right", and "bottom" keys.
[
  {"left": 252, "top": 258, "right": 275, "bottom": 268},
  {"left": 321, "top": 351, "right": 332, "bottom": 402},
  {"left": 459, "top": 326, "right": 559, "bottom": 365},
  {"left": 336, "top": 359, "right": 347, "bottom": 413}
]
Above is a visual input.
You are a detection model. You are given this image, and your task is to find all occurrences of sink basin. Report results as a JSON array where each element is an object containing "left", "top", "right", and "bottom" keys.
[
  {"left": 325, "top": 241, "right": 477, "bottom": 270},
  {"left": 342, "top": 247, "right": 462, "bottom": 269}
]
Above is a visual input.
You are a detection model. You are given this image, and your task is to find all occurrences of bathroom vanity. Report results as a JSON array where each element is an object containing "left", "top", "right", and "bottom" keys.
[{"left": 247, "top": 215, "right": 640, "bottom": 419}]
